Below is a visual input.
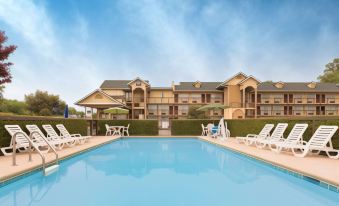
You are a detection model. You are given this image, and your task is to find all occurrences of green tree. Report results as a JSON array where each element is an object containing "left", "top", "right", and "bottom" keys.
[
  {"left": 0, "top": 31, "right": 17, "bottom": 96},
  {"left": 25, "top": 90, "right": 66, "bottom": 116},
  {"left": 69, "top": 107, "right": 85, "bottom": 117},
  {"left": 317, "top": 58, "right": 339, "bottom": 83},
  {"left": 188, "top": 105, "right": 206, "bottom": 119},
  {"left": 0, "top": 99, "right": 28, "bottom": 115}
]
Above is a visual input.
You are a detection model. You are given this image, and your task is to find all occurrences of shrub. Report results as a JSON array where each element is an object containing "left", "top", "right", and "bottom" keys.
[
  {"left": 0, "top": 116, "right": 88, "bottom": 154},
  {"left": 97, "top": 120, "right": 158, "bottom": 136},
  {"left": 171, "top": 119, "right": 339, "bottom": 149}
]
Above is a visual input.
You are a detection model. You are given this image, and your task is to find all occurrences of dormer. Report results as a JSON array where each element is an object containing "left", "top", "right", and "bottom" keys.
[
  {"left": 128, "top": 77, "right": 150, "bottom": 90},
  {"left": 307, "top": 82, "right": 317, "bottom": 89},
  {"left": 193, "top": 81, "right": 202, "bottom": 88},
  {"left": 274, "top": 81, "right": 285, "bottom": 88},
  {"left": 217, "top": 72, "right": 248, "bottom": 89}
]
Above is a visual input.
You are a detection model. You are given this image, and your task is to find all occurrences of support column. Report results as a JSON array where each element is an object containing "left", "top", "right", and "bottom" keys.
[
  {"left": 242, "top": 89, "right": 245, "bottom": 108},
  {"left": 84, "top": 107, "right": 87, "bottom": 119},
  {"left": 254, "top": 90, "right": 257, "bottom": 119}
]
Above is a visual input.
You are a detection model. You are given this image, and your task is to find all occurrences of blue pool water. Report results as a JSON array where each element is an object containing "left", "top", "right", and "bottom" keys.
[{"left": 0, "top": 138, "right": 338, "bottom": 206}]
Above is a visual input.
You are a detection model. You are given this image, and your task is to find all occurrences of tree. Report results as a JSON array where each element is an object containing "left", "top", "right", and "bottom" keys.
[
  {"left": 69, "top": 107, "right": 85, "bottom": 117},
  {"left": 0, "top": 31, "right": 17, "bottom": 93},
  {"left": 317, "top": 58, "right": 339, "bottom": 83},
  {"left": 188, "top": 105, "right": 206, "bottom": 119},
  {"left": 25, "top": 90, "right": 66, "bottom": 116},
  {"left": 0, "top": 99, "right": 28, "bottom": 115}
]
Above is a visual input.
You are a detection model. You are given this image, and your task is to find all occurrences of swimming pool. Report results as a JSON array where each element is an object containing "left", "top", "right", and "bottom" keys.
[{"left": 0, "top": 138, "right": 338, "bottom": 206}]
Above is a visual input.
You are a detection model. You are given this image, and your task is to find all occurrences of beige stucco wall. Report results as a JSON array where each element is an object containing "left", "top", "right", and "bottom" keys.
[{"left": 228, "top": 85, "right": 242, "bottom": 106}]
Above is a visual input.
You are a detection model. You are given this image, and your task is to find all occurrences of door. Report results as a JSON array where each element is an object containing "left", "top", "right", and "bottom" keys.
[
  {"left": 284, "top": 106, "right": 292, "bottom": 115},
  {"left": 257, "top": 94, "right": 261, "bottom": 103},
  {"left": 288, "top": 94, "right": 293, "bottom": 103},
  {"left": 316, "top": 106, "right": 325, "bottom": 115},
  {"left": 169, "top": 106, "right": 173, "bottom": 116},
  {"left": 284, "top": 94, "right": 288, "bottom": 103},
  {"left": 174, "top": 106, "right": 178, "bottom": 115},
  {"left": 174, "top": 94, "right": 178, "bottom": 103},
  {"left": 201, "top": 94, "right": 205, "bottom": 103},
  {"left": 316, "top": 94, "right": 325, "bottom": 103},
  {"left": 206, "top": 94, "right": 211, "bottom": 103}
]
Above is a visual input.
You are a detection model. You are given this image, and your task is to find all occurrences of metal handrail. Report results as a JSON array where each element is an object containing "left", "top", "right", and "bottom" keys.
[
  {"left": 30, "top": 131, "right": 59, "bottom": 165},
  {"left": 12, "top": 131, "right": 45, "bottom": 170},
  {"left": 12, "top": 131, "right": 59, "bottom": 175}
]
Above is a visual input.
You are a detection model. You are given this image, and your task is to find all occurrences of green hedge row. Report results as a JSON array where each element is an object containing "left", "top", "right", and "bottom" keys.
[
  {"left": 0, "top": 117, "right": 88, "bottom": 152},
  {"left": 171, "top": 119, "right": 339, "bottom": 149},
  {"left": 97, "top": 120, "right": 158, "bottom": 136}
]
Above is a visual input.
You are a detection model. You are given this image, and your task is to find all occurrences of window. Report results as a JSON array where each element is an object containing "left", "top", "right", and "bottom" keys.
[{"left": 136, "top": 80, "right": 141, "bottom": 86}]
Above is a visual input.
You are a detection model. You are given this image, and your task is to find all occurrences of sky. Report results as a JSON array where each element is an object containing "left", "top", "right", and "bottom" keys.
[{"left": 0, "top": 0, "right": 338, "bottom": 109}]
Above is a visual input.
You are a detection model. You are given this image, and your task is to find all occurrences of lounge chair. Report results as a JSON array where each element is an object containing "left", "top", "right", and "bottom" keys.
[
  {"left": 290, "top": 125, "right": 338, "bottom": 159},
  {"left": 269, "top": 123, "right": 308, "bottom": 153},
  {"left": 26, "top": 125, "right": 67, "bottom": 150},
  {"left": 255, "top": 123, "right": 288, "bottom": 149},
  {"left": 236, "top": 124, "right": 274, "bottom": 145},
  {"left": 1, "top": 125, "right": 49, "bottom": 156},
  {"left": 56, "top": 124, "right": 90, "bottom": 144},
  {"left": 43, "top": 124, "right": 77, "bottom": 147}
]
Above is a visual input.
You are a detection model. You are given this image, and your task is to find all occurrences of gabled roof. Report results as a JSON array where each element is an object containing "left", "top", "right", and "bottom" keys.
[
  {"left": 75, "top": 89, "right": 124, "bottom": 105},
  {"left": 128, "top": 77, "right": 150, "bottom": 86},
  {"left": 258, "top": 82, "right": 339, "bottom": 92},
  {"left": 237, "top": 75, "right": 261, "bottom": 85},
  {"left": 217, "top": 72, "right": 248, "bottom": 89},
  {"left": 175, "top": 82, "right": 222, "bottom": 91},
  {"left": 100, "top": 80, "right": 131, "bottom": 89}
]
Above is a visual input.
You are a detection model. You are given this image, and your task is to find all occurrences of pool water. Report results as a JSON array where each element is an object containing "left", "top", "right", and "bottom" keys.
[{"left": 0, "top": 138, "right": 338, "bottom": 206}]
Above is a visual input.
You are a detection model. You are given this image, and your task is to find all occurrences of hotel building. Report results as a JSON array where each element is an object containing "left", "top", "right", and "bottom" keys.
[{"left": 76, "top": 72, "right": 339, "bottom": 124}]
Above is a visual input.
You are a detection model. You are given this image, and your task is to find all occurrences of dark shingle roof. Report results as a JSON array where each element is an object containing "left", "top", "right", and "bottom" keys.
[
  {"left": 175, "top": 82, "right": 222, "bottom": 91},
  {"left": 100, "top": 80, "right": 131, "bottom": 89},
  {"left": 258, "top": 82, "right": 339, "bottom": 92}
]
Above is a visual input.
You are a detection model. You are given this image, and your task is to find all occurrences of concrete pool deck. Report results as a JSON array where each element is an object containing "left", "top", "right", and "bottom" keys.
[
  {"left": 199, "top": 136, "right": 339, "bottom": 188},
  {"left": 0, "top": 135, "right": 338, "bottom": 190},
  {"left": 0, "top": 136, "right": 121, "bottom": 183}
]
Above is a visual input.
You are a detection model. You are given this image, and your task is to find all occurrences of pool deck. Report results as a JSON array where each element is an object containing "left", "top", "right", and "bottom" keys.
[
  {"left": 199, "top": 136, "right": 339, "bottom": 188},
  {"left": 1, "top": 135, "right": 338, "bottom": 189},
  {"left": 0, "top": 136, "right": 121, "bottom": 183}
]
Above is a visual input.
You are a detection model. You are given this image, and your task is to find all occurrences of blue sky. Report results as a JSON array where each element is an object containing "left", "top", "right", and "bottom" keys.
[{"left": 0, "top": 0, "right": 338, "bottom": 108}]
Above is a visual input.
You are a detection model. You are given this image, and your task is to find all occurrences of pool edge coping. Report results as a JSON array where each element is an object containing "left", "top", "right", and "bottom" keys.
[
  {"left": 0, "top": 137, "right": 122, "bottom": 187},
  {"left": 198, "top": 137, "right": 339, "bottom": 193}
]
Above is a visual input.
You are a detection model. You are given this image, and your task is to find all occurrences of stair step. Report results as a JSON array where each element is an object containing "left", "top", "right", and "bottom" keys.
[{"left": 44, "top": 164, "right": 59, "bottom": 176}]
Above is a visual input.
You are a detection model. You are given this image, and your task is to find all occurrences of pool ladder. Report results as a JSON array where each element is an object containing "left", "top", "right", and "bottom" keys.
[{"left": 12, "top": 131, "right": 59, "bottom": 176}]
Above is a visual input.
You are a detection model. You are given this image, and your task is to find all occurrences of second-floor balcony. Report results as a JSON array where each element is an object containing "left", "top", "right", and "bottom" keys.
[
  {"left": 258, "top": 97, "right": 339, "bottom": 104},
  {"left": 147, "top": 97, "right": 223, "bottom": 104},
  {"left": 257, "top": 109, "right": 339, "bottom": 116}
]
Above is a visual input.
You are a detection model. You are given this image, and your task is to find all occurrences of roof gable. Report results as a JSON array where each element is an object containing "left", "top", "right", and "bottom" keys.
[
  {"left": 75, "top": 89, "right": 124, "bottom": 106},
  {"left": 217, "top": 72, "right": 248, "bottom": 88},
  {"left": 128, "top": 77, "right": 150, "bottom": 86}
]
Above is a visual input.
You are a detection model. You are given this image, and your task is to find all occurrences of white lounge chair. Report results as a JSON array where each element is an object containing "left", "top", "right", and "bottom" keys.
[
  {"left": 1, "top": 125, "right": 49, "bottom": 156},
  {"left": 269, "top": 123, "right": 309, "bottom": 153},
  {"left": 43, "top": 124, "right": 77, "bottom": 147},
  {"left": 122, "top": 124, "right": 130, "bottom": 136},
  {"left": 255, "top": 123, "right": 288, "bottom": 149},
  {"left": 290, "top": 125, "right": 338, "bottom": 159},
  {"left": 26, "top": 125, "right": 67, "bottom": 150},
  {"left": 56, "top": 124, "right": 90, "bottom": 144},
  {"left": 236, "top": 124, "right": 274, "bottom": 145}
]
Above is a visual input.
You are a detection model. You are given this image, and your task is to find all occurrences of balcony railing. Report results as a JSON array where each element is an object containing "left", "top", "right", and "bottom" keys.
[
  {"left": 228, "top": 102, "right": 255, "bottom": 108},
  {"left": 147, "top": 110, "right": 222, "bottom": 117},
  {"left": 257, "top": 110, "right": 339, "bottom": 116},
  {"left": 147, "top": 97, "right": 223, "bottom": 104},
  {"left": 258, "top": 98, "right": 339, "bottom": 104}
]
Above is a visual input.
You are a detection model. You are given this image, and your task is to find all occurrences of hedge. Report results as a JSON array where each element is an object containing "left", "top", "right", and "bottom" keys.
[
  {"left": 171, "top": 119, "right": 339, "bottom": 149},
  {"left": 97, "top": 120, "right": 158, "bottom": 136},
  {"left": 0, "top": 116, "right": 88, "bottom": 153}
]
